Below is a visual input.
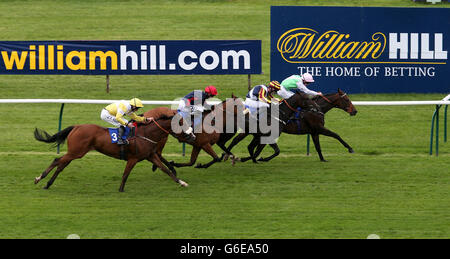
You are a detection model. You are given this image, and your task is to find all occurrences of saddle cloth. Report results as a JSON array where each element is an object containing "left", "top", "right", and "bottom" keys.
[{"left": 107, "top": 125, "right": 136, "bottom": 144}]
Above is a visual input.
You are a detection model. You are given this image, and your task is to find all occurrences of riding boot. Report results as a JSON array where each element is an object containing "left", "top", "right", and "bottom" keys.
[
  {"left": 184, "top": 127, "right": 196, "bottom": 143},
  {"left": 117, "top": 126, "right": 128, "bottom": 145}
]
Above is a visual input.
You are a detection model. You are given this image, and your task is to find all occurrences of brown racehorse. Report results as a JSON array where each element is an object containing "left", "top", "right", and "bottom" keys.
[
  {"left": 225, "top": 92, "right": 317, "bottom": 163},
  {"left": 249, "top": 89, "right": 358, "bottom": 162},
  {"left": 168, "top": 96, "right": 245, "bottom": 169},
  {"left": 146, "top": 95, "right": 244, "bottom": 170},
  {"left": 34, "top": 115, "right": 188, "bottom": 192}
]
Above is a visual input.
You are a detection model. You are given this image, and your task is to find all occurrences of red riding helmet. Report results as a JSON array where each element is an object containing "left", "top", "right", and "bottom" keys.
[{"left": 205, "top": 85, "right": 218, "bottom": 96}]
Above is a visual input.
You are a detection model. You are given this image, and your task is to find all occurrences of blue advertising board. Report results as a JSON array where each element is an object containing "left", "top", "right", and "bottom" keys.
[
  {"left": 0, "top": 40, "right": 261, "bottom": 75},
  {"left": 271, "top": 6, "right": 450, "bottom": 93}
]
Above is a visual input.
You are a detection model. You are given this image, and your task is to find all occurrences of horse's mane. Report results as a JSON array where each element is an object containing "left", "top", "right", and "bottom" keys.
[
  {"left": 157, "top": 115, "right": 174, "bottom": 121},
  {"left": 133, "top": 114, "right": 174, "bottom": 126},
  {"left": 312, "top": 92, "right": 335, "bottom": 101}
]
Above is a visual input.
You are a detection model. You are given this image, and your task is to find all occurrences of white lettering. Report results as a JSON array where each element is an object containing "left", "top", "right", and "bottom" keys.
[
  {"left": 434, "top": 33, "right": 448, "bottom": 59},
  {"left": 120, "top": 45, "right": 138, "bottom": 70},
  {"left": 199, "top": 50, "right": 220, "bottom": 70},
  {"left": 221, "top": 50, "right": 250, "bottom": 69},
  {"left": 389, "top": 33, "right": 408, "bottom": 59},
  {"left": 178, "top": 50, "right": 198, "bottom": 70}
]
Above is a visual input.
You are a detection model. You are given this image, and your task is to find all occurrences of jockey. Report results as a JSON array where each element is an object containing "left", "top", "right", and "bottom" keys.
[
  {"left": 101, "top": 98, "right": 153, "bottom": 145},
  {"left": 177, "top": 85, "right": 218, "bottom": 140},
  {"left": 244, "top": 81, "right": 281, "bottom": 116},
  {"left": 278, "top": 73, "right": 322, "bottom": 99}
]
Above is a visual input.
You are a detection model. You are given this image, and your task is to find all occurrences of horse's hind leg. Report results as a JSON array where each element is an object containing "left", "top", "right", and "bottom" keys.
[
  {"left": 311, "top": 133, "right": 327, "bottom": 162},
  {"left": 35, "top": 157, "right": 61, "bottom": 184},
  {"left": 43, "top": 154, "right": 77, "bottom": 189}
]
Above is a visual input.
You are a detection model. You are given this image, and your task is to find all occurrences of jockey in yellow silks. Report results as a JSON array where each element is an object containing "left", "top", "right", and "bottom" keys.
[{"left": 101, "top": 98, "right": 152, "bottom": 144}]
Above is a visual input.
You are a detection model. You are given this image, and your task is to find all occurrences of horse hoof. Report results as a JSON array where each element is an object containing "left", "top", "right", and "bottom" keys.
[
  {"left": 179, "top": 180, "right": 189, "bottom": 187},
  {"left": 349, "top": 148, "right": 355, "bottom": 153},
  {"left": 34, "top": 177, "right": 40, "bottom": 184},
  {"left": 320, "top": 159, "right": 329, "bottom": 162}
]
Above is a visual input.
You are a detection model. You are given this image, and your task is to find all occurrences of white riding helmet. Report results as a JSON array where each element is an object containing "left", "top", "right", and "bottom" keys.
[{"left": 302, "top": 73, "right": 315, "bottom": 83}]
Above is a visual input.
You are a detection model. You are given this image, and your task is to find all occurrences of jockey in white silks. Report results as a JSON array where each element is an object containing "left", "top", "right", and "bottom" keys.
[
  {"left": 277, "top": 72, "right": 322, "bottom": 99},
  {"left": 244, "top": 81, "right": 281, "bottom": 116}
]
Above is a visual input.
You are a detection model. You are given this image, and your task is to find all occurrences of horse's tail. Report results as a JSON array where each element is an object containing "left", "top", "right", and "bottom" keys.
[{"left": 34, "top": 126, "right": 75, "bottom": 147}]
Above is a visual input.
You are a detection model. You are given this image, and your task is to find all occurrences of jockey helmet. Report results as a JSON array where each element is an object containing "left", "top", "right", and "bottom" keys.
[
  {"left": 302, "top": 73, "right": 315, "bottom": 83},
  {"left": 130, "top": 98, "right": 144, "bottom": 108},
  {"left": 269, "top": 80, "right": 281, "bottom": 91},
  {"left": 205, "top": 85, "right": 218, "bottom": 96}
]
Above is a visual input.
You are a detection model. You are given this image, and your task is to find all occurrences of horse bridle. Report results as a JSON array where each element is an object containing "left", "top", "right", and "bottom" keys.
[{"left": 321, "top": 93, "right": 352, "bottom": 112}]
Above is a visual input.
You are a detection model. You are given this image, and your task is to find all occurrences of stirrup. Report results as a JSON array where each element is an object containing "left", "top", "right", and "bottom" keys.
[{"left": 184, "top": 133, "right": 196, "bottom": 144}]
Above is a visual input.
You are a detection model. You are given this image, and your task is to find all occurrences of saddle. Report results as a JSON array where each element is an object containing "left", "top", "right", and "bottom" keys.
[
  {"left": 107, "top": 127, "right": 136, "bottom": 144},
  {"left": 287, "top": 108, "right": 304, "bottom": 133},
  {"left": 108, "top": 124, "right": 137, "bottom": 160}
]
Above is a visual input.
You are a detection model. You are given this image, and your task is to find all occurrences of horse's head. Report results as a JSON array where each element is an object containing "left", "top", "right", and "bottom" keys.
[{"left": 335, "top": 89, "right": 357, "bottom": 116}]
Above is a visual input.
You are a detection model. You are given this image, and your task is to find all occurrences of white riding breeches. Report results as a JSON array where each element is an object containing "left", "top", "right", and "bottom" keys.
[
  {"left": 244, "top": 98, "right": 270, "bottom": 115},
  {"left": 101, "top": 109, "right": 127, "bottom": 127},
  {"left": 277, "top": 86, "right": 295, "bottom": 99}
]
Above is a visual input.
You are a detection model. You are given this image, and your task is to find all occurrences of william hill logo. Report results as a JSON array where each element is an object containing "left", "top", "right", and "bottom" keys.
[{"left": 276, "top": 28, "right": 447, "bottom": 64}]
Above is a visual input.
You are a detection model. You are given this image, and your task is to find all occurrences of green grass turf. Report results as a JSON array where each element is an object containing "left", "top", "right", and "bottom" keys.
[{"left": 0, "top": 0, "right": 449, "bottom": 239}]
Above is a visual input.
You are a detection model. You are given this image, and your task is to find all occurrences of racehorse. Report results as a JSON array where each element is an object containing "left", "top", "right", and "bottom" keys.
[
  {"left": 34, "top": 114, "right": 188, "bottom": 192},
  {"left": 166, "top": 95, "right": 245, "bottom": 169},
  {"left": 242, "top": 89, "right": 357, "bottom": 163},
  {"left": 225, "top": 92, "right": 317, "bottom": 163}
]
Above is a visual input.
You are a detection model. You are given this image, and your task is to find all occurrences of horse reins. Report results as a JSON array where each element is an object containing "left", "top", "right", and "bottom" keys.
[
  {"left": 320, "top": 93, "right": 353, "bottom": 113},
  {"left": 135, "top": 119, "right": 170, "bottom": 144},
  {"left": 152, "top": 119, "right": 170, "bottom": 134},
  {"left": 282, "top": 99, "right": 298, "bottom": 113},
  {"left": 320, "top": 95, "right": 333, "bottom": 104}
]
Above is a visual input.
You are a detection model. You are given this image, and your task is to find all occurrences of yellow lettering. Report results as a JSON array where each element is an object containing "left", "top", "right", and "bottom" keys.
[
  {"left": 66, "top": 51, "right": 86, "bottom": 70},
  {"left": 277, "top": 28, "right": 387, "bottom": 62},
  {"left": 57, "top": 45, "right": 64, "bottom": 70},
  {"left": 39, "top": 45, "right": 45, "bottom": 70},
  {"left": 29, "top": 45, "right": 36, "bottom": 69},
  {"left": 89, "top": 51, "right": 118, "bottom": 70},
  {"left": 1, "top": 51, "right": 28, "bottom": 69},
  {"left": 48, "top": 45, "right": 54, "bottom": 70}
]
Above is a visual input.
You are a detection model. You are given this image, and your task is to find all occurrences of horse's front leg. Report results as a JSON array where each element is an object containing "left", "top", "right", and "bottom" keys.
[
  {"left": 238, "top": 135, "right": 259, "bottom": 163},
  {"left": 217, "top": 133, "right": 236, "bottom": 161},
  {"left": 148, "top": 153, "right": 188, "bottom": 187},
  {"left": 170, "top": 146, "right": 201, "bottom": 168},
  {"left": 319, "top": 127, "right": 354, "bottom": 153},
  {"left": 257, "top": 143, "right": 280, "bottom": 162},
  {"left": 119, "top": 158, "right": 139, "bottom": 192},
  {"left": 195, "top": 144, "right": 221, "bottom": 169}
]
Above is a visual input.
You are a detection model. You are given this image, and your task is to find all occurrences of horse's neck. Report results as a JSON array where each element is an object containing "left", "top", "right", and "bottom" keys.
[
  {"left": 316, "top": 94, "right": 337, "bottom": 114},
  {"left": 141, "top": 121, "right": 170, "bottom": 140},
  {"left": 279, "top": 98, "right": 297, "bottom": 118}
]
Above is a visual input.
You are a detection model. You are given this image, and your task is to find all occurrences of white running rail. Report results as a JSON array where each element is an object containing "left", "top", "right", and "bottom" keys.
[{"left": 1, "top": 98, "right": 450, "bottom": 105}]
